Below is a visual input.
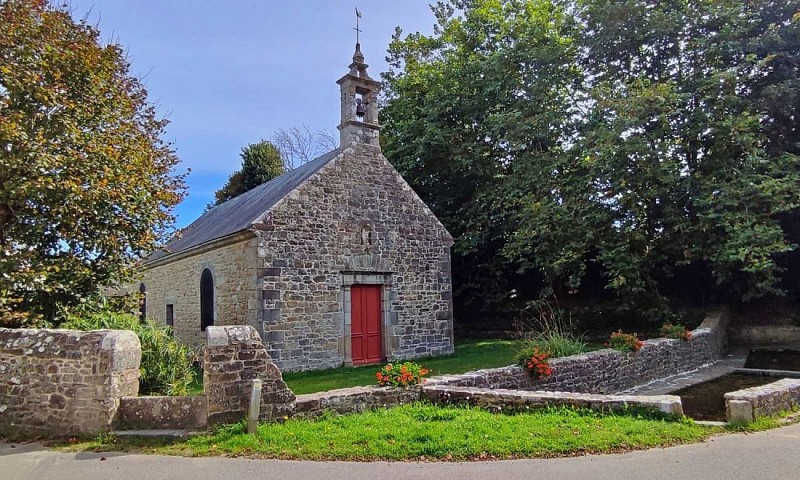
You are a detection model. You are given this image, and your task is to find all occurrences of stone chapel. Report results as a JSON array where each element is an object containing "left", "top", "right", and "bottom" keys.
[{"left": 139, "top": 43, "right": 455, "bottom": 372}]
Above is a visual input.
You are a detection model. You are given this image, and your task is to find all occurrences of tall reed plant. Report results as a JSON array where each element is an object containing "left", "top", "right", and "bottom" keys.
[{"left": 63, "top": 308, "right": 195, "bottom": 396}]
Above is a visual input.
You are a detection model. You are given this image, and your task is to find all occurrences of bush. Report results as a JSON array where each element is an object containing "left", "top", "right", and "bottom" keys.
[
  {"left": 376, "top": 361, "right": 428, "bottom": 387},
  {"left": 62, "top": 309, "right": 195, "bottom": 396},
  {"left": 660, "top": 322, "right": 692, "bottom": 341},
  {"left": 606, "top": 330, "right": 644, "bottom": 353}
]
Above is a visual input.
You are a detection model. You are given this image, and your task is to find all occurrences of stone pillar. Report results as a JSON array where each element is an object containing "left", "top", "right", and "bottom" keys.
[{"left": 204, "top": 325, "right": 295, "bottom": 425}]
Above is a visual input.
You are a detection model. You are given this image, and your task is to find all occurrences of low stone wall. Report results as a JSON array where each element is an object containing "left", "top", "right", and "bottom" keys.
[
  {"left": 422, "top": 385, "right": 683, "bottom": 416},
  {"left": 204, "top": 325, "right": 295, "bottom": 425},
  {"left": 294, "top": 385, "right": 420, "bottom": 419},
  {"left": 725, "top": 378, "right": 800, "bottom": 423},
  {"left": 428, "top": 309, "right": 729, "bottom": 394},
  {"left": 0, "top": 328, "right": 141, "bottom": 438},
  {"left": 119, "top": 395, "right": 208, "bottom": 430},
  {"left": 729, "top": 325, "right": 800, "bottom": 347}
]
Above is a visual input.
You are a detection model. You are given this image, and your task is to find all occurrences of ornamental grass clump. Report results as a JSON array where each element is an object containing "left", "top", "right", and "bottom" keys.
[
  {"left": 514, "top": 298, "right": 588, "bottom": 358},
  {"left": 660, "top": 322, "right": 692, "bottom": 341},
  {"left": 376, "top": 361, "right": 428, "bottom": 387},
  {"left": 606, "top": 330, "right": 644, "bottom": 353}
]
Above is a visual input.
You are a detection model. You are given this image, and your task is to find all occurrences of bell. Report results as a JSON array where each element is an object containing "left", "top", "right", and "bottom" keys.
[{"left": 355, "top": 98, "right": 366, "bottom": 118}]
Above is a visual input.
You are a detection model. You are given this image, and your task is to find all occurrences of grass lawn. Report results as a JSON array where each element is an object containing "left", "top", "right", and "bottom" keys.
[
  {"left": 71, "top": 403, "right": 718, "bottom": 461},
  {"left": 282, "top": 338, "right": 521, "bottom": 395}
]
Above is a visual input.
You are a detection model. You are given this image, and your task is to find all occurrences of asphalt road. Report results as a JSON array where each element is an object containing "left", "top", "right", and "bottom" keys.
[{"left": 3, "top": 423, "right": 799, "bottom": 480}]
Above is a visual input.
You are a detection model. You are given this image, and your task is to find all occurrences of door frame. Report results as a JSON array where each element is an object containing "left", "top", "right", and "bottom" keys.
[{"left": 341, "top": 272, "right": 393, "bottom": 367}]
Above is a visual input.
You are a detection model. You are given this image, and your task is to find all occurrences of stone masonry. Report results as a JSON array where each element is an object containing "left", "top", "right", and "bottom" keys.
[
  {"left": 256, "top": 143, "right": 454, "bottom": 371},
  {"left": 0, "top": 328, "right": 141, "bottom": 438},
  {"left": 140, "top": 44, "right": 454, "bottom": 372},
  {"left": 428, "top": 309, "right": 729, "bottom": 393},
  {"left": 725, "top": 378, "right": 800, "bottom": 423},
  {"left": 143, "top": 235, "right": 259, "bottom": 347},
  {"left": 204, "top": 325, "right": 295, "bottom": 425}
]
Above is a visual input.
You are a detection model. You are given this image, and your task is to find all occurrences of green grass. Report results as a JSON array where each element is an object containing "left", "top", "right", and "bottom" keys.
[
  {"left": 282, "top": 338, "right": 521, "bottom": 395},
  {"left": 69, "top": 403, "right": 716, "bottom": 461}
]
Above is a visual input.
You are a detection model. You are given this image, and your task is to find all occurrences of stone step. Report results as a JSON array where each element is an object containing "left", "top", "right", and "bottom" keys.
[{"left": 111, "top": 429, "right": 205, "bottom": 440}]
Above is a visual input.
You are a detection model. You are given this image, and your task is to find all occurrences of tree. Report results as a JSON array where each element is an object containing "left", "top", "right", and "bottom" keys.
[
  {"left": 383, "top": 0, "right": 800, "bottom": 324},
  {"left": 508, "top": 0, "right": 800, "bottom": 305},
  {"left": 213, "top": 140, "right": 284, "bottom": 205},
  {"left": 381, "top": 0, "right": 580, "bottom": 326},
  {"left": 0, "top": 0, "right": 186, "bottom": 325},
  {"left": 272, "top": 125, "right": 338, "bottom": 170}
]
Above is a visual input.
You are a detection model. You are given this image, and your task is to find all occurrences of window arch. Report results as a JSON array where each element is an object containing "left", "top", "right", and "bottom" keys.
[
  {"left": 138, "top": 283, "right": 147, "bottom": 322},
  {"left": 200, "top": 269, "right": 214, "bottom": 331}
]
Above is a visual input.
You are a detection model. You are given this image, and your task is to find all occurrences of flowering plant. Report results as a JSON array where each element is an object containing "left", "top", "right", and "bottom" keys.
[
  {"left": 660, "top": 322, "right": 692, "bottom": 341},
  {"left": 376, "top": 361, "right": 429, "bottom": 387},
  {"left": 517, "top": 347, "right": 553, "bottom": 379},
  {"left": 606, "top": 330, "right": 644, "bottom": 352}
]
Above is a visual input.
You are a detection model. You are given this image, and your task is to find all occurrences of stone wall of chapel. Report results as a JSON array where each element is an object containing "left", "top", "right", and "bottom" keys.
[
  {"left": 257, "top": 143, "right": 454, "bottom": 372},
  {"left": 142, "top": 238, "right": 260, "bottom": 348}
]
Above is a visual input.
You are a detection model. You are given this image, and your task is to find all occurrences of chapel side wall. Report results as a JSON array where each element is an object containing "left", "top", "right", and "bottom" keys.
[
  {"left": 257, "top": 144, "right": 454, "bottom": 372},
  {"left": 142, "top": 237, "right": 260, "bottom": 348}
]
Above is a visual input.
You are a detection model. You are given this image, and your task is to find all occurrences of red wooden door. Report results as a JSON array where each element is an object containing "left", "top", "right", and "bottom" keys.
[{"left": 351, "top": 285, "right": 382, "bottom": 365}]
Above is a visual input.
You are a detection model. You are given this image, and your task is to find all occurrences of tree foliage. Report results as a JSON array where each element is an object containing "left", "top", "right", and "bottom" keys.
[
  {"left": 0, "top": 0, "right": 186, "bottom": 325},
  {"left": 213, "top": 140, "right": 284, "bottom": 205},
  {"left": 382, "top": 0, "right": 800, "bottom": 323}
]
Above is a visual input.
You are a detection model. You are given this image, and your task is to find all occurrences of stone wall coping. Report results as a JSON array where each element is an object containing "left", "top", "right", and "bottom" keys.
[
  {"left": 206, "top": 325, "right": 261, "bottom": 347},
  {"left": 724, "top": 378, "right": 800, "bottom": 401},
  {"left": 421, "top": 385, "right": 683, "bottom": 416},
  {"left": 295, "top": 385, "right": 421, "bottom": 402},
  {"left": 0, "top": 327, "right": 141, "bottom": 370}
]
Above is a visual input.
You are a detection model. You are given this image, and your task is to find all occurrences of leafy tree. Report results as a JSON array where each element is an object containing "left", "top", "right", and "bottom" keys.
[
  {"left": 383, "top": 0, "right": 800, "bottom": 324},
  {"left": 381, "top": 0, "right": 581, "bottom": 325},
  {"left": 508, "top": 0, "right": 800, "bottom": 305},
  {"left": 213, "top": 140, "right": 284, "bottom": 205},
  {"left": 0, "top": 0, "right": 186, "bottom": 325}
]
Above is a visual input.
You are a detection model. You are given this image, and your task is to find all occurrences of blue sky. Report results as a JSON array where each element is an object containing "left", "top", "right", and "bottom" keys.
[{"left": 67, "top": 1, "right": 436, "bottom": 227}]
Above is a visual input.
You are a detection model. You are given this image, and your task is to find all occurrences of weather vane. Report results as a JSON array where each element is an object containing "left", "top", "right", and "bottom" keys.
[{"left": 354, "top": 8, "right": 362, "bottom": 44}]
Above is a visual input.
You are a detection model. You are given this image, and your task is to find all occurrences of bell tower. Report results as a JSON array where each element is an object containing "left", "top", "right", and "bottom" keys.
[{"left": 337, "top": 43, "right": 381, "bottom": 148}]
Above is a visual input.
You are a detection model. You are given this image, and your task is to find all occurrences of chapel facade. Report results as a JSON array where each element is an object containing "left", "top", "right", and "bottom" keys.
[{"left": 139, "top": 44, "right": 455, "bottom": 372}]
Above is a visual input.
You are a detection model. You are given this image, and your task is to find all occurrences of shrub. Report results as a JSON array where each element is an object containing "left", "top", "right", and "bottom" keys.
[
  {"left": 62, "top": 309, "right": 195, "bottom": 396},
  {"left": 376, "top": 361, "right": 428, "bottom": 387},
  {"left": 660, "top": 322, "right": 692, "bottom": 341},
  {"left": 606, "top": 330, "right": 644, "bottom": 353},
  {"left": 517, "top": 347, "right": 553, "bottom": 379}
]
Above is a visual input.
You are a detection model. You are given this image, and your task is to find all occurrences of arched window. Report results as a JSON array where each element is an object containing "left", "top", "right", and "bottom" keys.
[
  {"left": 138, "top": 283, "right": 146, "bottom": 322},
  {"left": 200, "top": 269, "right": 214, "bottom": 331}
]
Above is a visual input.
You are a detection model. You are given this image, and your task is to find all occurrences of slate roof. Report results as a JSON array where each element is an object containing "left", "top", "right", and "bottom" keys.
[{"left": 146, "top": 149, "right": 340, "bottom": 264}]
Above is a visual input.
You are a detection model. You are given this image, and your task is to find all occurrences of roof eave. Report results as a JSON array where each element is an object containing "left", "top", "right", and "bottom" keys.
[{"left": 142, "top": 230, "right": 256, "bottom": 269}]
